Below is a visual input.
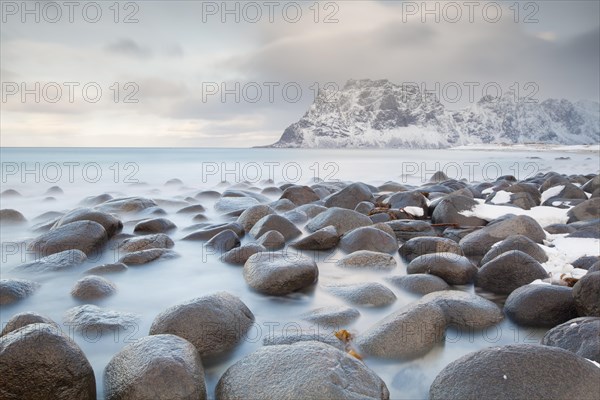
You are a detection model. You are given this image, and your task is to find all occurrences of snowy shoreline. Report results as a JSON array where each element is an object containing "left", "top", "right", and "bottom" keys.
[{"left": 451, "top": 143, "right": 600, "bottom": 153}]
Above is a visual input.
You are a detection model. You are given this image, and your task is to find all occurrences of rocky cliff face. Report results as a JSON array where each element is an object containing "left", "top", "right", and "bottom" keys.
[{"left": 268, "top": 79, "right": 599, "bottom": 148}]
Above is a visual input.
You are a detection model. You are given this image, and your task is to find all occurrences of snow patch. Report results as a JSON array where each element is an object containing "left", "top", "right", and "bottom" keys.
[
  {"left": 490, "top": 190, "right": 512, "bottom": 204},
  {"left": 541, "top": 185, "right": 565, "bottom": 203},
  {"left": 404, "top": 206, "right": 424, "bottom": 217},
  {"left": 459, "top": 204, "right": 569, "bottom": 227}
]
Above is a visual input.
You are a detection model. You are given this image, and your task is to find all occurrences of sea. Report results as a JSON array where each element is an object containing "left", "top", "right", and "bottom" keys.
[{"left": 1, "top": 146, "right": 599, "bottom": 399}]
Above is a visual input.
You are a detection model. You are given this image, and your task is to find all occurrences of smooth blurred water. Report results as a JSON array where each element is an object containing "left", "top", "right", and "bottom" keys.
[{"left": 0, "top": 147, "right": 596, "bottom": 399}]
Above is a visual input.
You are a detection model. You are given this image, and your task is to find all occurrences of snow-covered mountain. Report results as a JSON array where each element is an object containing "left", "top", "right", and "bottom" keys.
[{"left": 267, "top": 79, "right": 599, "bottom": 148}]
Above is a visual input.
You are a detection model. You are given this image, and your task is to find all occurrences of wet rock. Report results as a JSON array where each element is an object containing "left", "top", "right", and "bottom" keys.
[
  {"left": 27, "top": 220, "right": 108, "bottom": 256},
  {"left": 282, "top": 209, "right": 308, "bottom": 224},
  {"left": 249, "top": 214, "right": 301, "bottom": 241},
  {"left": 244, "top": 252, "right": 318, "bottom": 296},
  {"left": 407, "top": 253, "right": 477, "bottom": 285},
  {"left": 263, "top": 331, "right": 345, "bottom": 351},
  {"left": 296, "top": 204, "right": 327, "bottom": 218},
  {"left": 386, "top": 274, "right": 450, "bottom": 295},
  {"left": 582, "top": 175, "right": 600, "bottom": 194},
  {"left": 257, "top": 230, "right": 286, "bottom": 250},
  {"left": 133, "top": 218, "right": 176, "bottom": 234},
  {"left": 573, "top": 272, "right": 600, "bottom": 317},
  {"left": 280, "top": 185, "right": 320, "bottom": 206},
  {"left": 306, "top": 207, "right": 372, "bottom": 235},
  {"left": 324, "top": 282, "right": 396, "bottom": 307},
  {"left": 63, "top": 305, "right": 139, "bottom": 332},
  {"left": 13, "top": 249, "right": 87, "bottom": 273},
  {"left": 205, "top": 229, "right": 240, "bottom": 253},
  {"left": 104, "top": 334, "right": 207, "bottom": 400},
  {"left": 270, "top": 198, "right": 297, "bottom": 212},
  {"left": 96, "top": 197, "right": 158, "bottom": 214},
  {"left": 423, "top": 290, "right": 504, "bottom": 329},
  {"left": 53, "top": 208, "right": 122, "bottom": 237},
  {"left": 1, "top": 311, "right": 60, "bottom": 336},
  {"left": 385, "top": 191, "right": 429, "bottom": 218},
  {"left": 324, "top": 182, "right": 374, "bottom": 210},
  {"left": 480, "top": 235, "right": 548, "bottom": 266},
  {"left": 385, "top": 220, "right": 436, "bottom": 241},
  {"left": 119, "top": 248, "right": 179, "bottom": 265},
  {"left": 429, "top": 344, "right": 600, "bottom": 400},
  {"left": 84, "top": 262, "right": 128, "bottom": 275},
  {"left": 541, "top": 317, "right": 600, "bottom": 362},
  {"left": 222, "top": 189, "right": 269, "bottom": 203},
  {"left": 300, "top": 305, "right": 360, "bottom": 327},
  {"left": 0, "top": 278, "right": 39, "bottom": 305},
  {"left": 182, "top": 222, "right": 243, "bottom": 241},
  {"left": 460, "top": 215, "right": 545, "bottom": 259},
  {"left": 399, "top": 237, "right": 463, "bottom": 262},
  {"left": 355, "top": 201, "right": 375, "bottom": 215},
  {"left": 119, "top": 233, "right": 174, "bottom": 252},
  {"left": 216, "top": 341, "right": 389, "bottom": 400},
  {"left": 165, "top": 178, "right": 184, "bottom": 186},
  {"left": 70, "top": 275, "right": 117, "bottom": 301},
  {"left": 571, "top": 256, "right": 600, "bottom": 270},
  {"left": 0, "top": 189, "right": 22, "bottom": 198},
  {"left": 504, "top": 284, "right": 577, "bottom": 327},
  {"left": 221, "top": 243, "right": 266, "bottom": 265},
  {"left": 149, "top": 292, "right": 254, "bottom": 357},
  {"left": 545, "top": 223, "right": 576, "bottom": 234},
  {"left": 195, "top": 190, "right": 221, "bottom": 200},
  {"left": 568, "top": 198, "right": 600, "bottom": 223},
  {"left": 0, "top": 323, "right": 96, "bottom": 399},
  {"left": 339, "top": 227, "right": 398, "bottom": 254},
  {"left": 176, "top": 204, "right": 206, "bottom": 214},
  {"left": 442, "top": 227, "right": 481, "bottom": 242},
  {"left": 236, "top": 205, "right": 275, "bottom": 231},
  {"left": 0, "top": 209, "right": 26, "bottom": 224},
  {"left": 476, "top": 250, "right": 549, "bottom": 295},
  {"left": 356, "top": 302, "right": 446, "bottom": 359},
  {"left": 291, "top": 225, "right": 339, "bottom": 250},
  {"left": 261, "top": 186, "right": 283, "bottom": 196},
  {"left": 214, "top": 197, "right": 260, "bottom": 213},
  {"left": 431, "top": 195, "right": 487, "bottom": 227},
  {"left": 336, "top": 250, "right": 396, "bottom": 270}
]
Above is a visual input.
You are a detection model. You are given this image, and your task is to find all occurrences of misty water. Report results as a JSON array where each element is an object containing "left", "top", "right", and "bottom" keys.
[{"left": 1, "top": 147, "right": 598, "bottom": 399}]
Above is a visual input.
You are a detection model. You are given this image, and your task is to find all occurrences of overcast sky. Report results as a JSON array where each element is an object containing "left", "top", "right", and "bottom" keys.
[{"left": 1, "top": 0, "right": 599, "bottom": 147}]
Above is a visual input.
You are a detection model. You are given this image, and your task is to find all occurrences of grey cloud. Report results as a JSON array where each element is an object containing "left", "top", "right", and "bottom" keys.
[{"left": 105, "top": 38, "right": 152, "bottom": 59}]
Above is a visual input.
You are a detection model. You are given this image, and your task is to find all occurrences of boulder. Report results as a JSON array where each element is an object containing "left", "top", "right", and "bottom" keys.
[
  {"left": 385, "top": 191, "right": 428, "bottom": 218},
  {"left": 504, "top": 284, "right": 578, "bottom": 327},
  {"left": 249, "top": 214, "right": 301, "bottom": 241},
  {"left": 300, "top": 305, "right": 360, "bottom": 327},
  {"left": 0, "top": 323, "right": 96, "bottom": 399},
  {"left": 182, "top": 222, "right": 244, "bottom": 241},
  {"left": 0, "top": 278, "right": 39, "bottom": 305},
  {"left": 221, "top": 243, "right": 266, "bottom": 265},
  {"left": 339, "top": 227, "right": 398, "bottom": 253},
  {"left": 541, "top": 317, "right": 600, "bottom": 362},
  {"left": 149, "top": 292, "right": 254, "bottom": 357},
  {"left": 306, "top": 207, "right": 372, "bottom": 235},
  {"left": 573, "top": 272, "right": 600, "bottom": 317},
  {"left": 133, "top": 218, "right": 177, "bottom": 234},
  {"left": 119, "top": 234, "right": 174, "bottom": 252},
  {"left": 236, "top": 205, "right": 275, "bottom": 231},
  {"left": 279, "top": 186, "right": 320, "bottom": 206},
  {"left": 568, "top": 198, "right": 600, "bottom": 223},
  {"left": 336, "top": 250, "right": 396, "bottom": 270},
  {"left": 407, "top": 253, "right": 478, "bottom": 285},
  {"left": 84, "top": 262, "right": 128, "bottom": 275},
  {"left": 480, "top": 235, "right": 548, "bottom": 266},
  {"left": 244, "top": 252, "right": 318, "bottom": 296},
  {"left": 1, "top": 311, "right": 60, "bottom": 336},
  {"left": 214, "top": 197, "right": 260, "bottom": 213},
  {"left": 119, "top": 248, "right": 179, "bottom": 265},
  {"left": 257, "top": 230, "right": 286, "bottom": 250},
  {"left": 96, "top": 197, "right": 158, "bottom": 214},
  {"left": 291, "top": 226, "right": 339, "bottom": 250},
  {"left": 385, "top": 220, "right": 436, "bottom": 241},
  {"left": 53, "top": 208, "right": 122, "bottom": 237},
  {"left": 64, "top": 305, "right": 139, "bottom": 332},
  {"left": 0, "top": 209, "right": 27, "bottom": 224},
  {"left": 205, "top": 229, "right": 240, "bottom": 253},
  {"left": 476, "top": 250, "right": 549, "bottom": 294},
  {"left": 104, "top": 334, "right": 207, "bottom": 400},
  {"left": 13, "top": 249, "right": 87, "bottom": 273},
  {"left": 215, "top": 341, "right": 389, "bottom": 400},
  {"left": 429, "top": 344, "right": 600, "bottom": 400},
  {"left": 399, "top": 237, "right": 463, "bottom": 262},
  {"left": 431, "top": 195, "right": 487, "bottom": 226},
  {"left": 324, "top": 282, "right": 396, "bottom": 307},
  {"left": 385, "top": 274, "right": 450, "bottom": 295},
  {"left": 324, "top": 182, "right": 374, "bottom": 210},
  {"left": 27, "top": 220, "right": 108, "bottom": 256},
  {"left": 70, "top": 275, "right": 117, "bottom": 301}
]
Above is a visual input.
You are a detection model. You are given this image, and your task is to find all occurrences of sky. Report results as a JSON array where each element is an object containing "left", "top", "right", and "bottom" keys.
[{"left": 1, "top": 0, "right": 599, "bottom": 147}]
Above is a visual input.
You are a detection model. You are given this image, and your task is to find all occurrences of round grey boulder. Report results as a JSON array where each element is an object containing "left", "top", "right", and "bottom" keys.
[
  {"left": 0, "top": 323, "right": 96, "bottom": 399},
  {"left": 244, "top": 252, "right": 318, "bottom": 296},
  {"left": 423, "top": 290, "right": 504, "bottom": 329},
  {"left": 504, "top": 284, "right": 578, "bottom": 327},
  {"left": 339, "top": 227, "right": 398, "bottom": 254},
  {"left": 306, "top": 207, "right": 372, "bottom": 235},
  {"left": 386, "top": 274, "right": 450, "bottom": 295},
  {"left": 64, "top": 305, "right": 139, "bottom": 332},
  {"left": 53, "top": 207, "right": 122, "bottom": 237},
  {"left": 399, "top": 237, "right": 463, "bottom": 262},
  {"left": 221, "top": 243, "right": 266, "bottom": 265},
  {"left": 300, "top": 305, "right": 360, "bottom": 327},
  {"left": 182, "top": 222, "right": 243, "bottom": 241},
  {"left": 119, "top": 248, "right": 179, "bottom": 265},
  {"left": 257, "top": 230, "right": 286, "bottom": 250},
  {"left": 336, "top": 250, "right": 396, "bottom": 270},
  {"left": 542, "top": 317, "right": 600, "bottom": 362},
  {"left": 573, "top": 272, "right": 600, "bottom": 317},
  {"left": 324, "top": 282, "right": 396, "bottom": 307},
  {"left": 71, "top": 275, "right": 117, "bottom": 301},
  {"left": 27, "top": 220, "right": 108, "bottom": 256},
  {"left": 119, "top": 234, "right": 174, "bottom": 252},
  {"left": 431, "top": 195, "right": 487, "bottom": 227},
  {"left": 205, "top": 229, "right": 240, "bottom": 253},
  {"left": 279, "top": 185, "right": 320, "bottom": 206},
  {"left": 236, "top": 205, "right": 275, "bottom": 231},
  {"left": 476, "top": 250, "right": 549, "bottom": 294},
  {"left": 407, "top": 253, "right": 478, "bottom": 285},
  {"left": 291, "top": 225, "right": 339, "bottom": 250},
  {"left": 249, "top": 214, "right": 301, "bottom": 241},
  {"left": 133, "top": 218, "right": 176, "bottom": 234},
  {"left": 1, "top": 312, "right": 60, "bottom": 336},
  {"left": 13, "top": 249, "right": 87, "bottom": 273},
  {"left": 84, "top": 262, "right": 128, "bottom": 275},
  {"left": 0, "top": 209, "right": 27, "bottom": 224},
  {"left": 567, "top": 198, "right": 600, "bottom": 223},
  {"left": 324, "top": 182, "right": 374, "bottom": 210},
  {"left": 216, "top": 341, "right": 389, "bottom": 400},
  {"left": 385, "top": 220, "right": 436, "bottom": 241},
  {"left": 149, "top": 292, "right": 255, "bottom": 357},
  {"left": 104, "top": 334, "right": 207, "bottom": 400},
  {"left": 480, "top": 234, "right": 548, "bottom": 266},
  {"left": 0, "top": 278, "right": 39, "bottom": 305},
  {"left": 429, "top": 344, "right": 600, "bottom": 400}
]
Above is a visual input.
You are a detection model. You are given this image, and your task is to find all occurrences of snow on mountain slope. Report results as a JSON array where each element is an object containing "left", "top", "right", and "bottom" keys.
[{"left": 268, "top": 79, "right": 599, "bottom": 148}]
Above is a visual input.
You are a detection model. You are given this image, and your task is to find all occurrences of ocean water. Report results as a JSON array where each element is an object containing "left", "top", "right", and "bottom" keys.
[{"left": 1, "top": 147, "right": 598, "bottom": 399}]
